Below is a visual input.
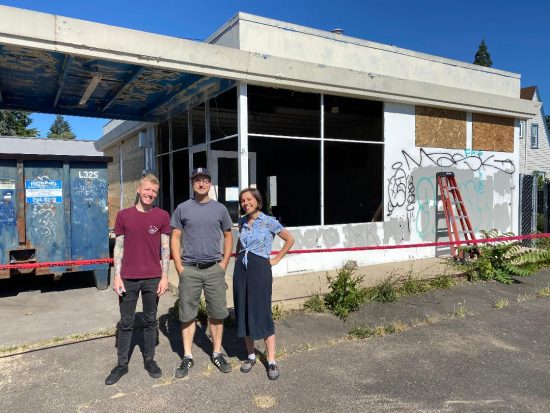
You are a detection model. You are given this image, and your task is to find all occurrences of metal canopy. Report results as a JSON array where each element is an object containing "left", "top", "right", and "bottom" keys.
[{"left": 0, "top": 43, "right": 233, "bottom": 122}]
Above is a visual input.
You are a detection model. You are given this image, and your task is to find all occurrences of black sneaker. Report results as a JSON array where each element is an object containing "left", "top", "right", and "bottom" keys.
[
  {"left": 105, "top": 364, "right": 128, "bottom": 385},
  {"left": 175, "top": 357, "right": 194, "bottom": 378},
  {"left": 211, "top": 354, "right": 232, "bottom": 373},
  {"left": 267, "top": 363, "right": 280, "bottom": 381},
  {"left": 240, "top": 358, "right": 256, "bottom": 373},
  {"left": 144, "top": 358, "right": 162, "bottom": 379}
]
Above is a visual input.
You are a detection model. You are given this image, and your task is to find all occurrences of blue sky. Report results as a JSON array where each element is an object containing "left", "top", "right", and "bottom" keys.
[{"left": 3, "top": 0, "right": 549, "bottom": 140}]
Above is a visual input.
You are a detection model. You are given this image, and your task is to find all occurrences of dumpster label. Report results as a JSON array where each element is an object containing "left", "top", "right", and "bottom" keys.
[
  {"left": 25, "top": 178, "right": 63, "bottom": 204},
  {"left": 0, "top": 179, "right": 15, "bottom": 190}
]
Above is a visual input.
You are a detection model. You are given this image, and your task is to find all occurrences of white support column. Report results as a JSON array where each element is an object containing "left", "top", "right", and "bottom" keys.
[
  {"left": 320, "top": 94, "right": 325, "bottom": 226},
  {"left": 168, "top": 118, "right": 174, "bottom": 212},
  {"left": 238, "top": 82, "right": 249, "bottom": 190}
]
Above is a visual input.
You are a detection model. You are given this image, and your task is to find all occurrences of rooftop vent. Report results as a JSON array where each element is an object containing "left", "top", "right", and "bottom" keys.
[{"left": 331, "top": 28, "right": 344, "bottom": 35}]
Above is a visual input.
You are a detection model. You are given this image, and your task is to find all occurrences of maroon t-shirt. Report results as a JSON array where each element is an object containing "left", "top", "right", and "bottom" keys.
[{"left": 114, "top": 206, "right": 171, "bottom": 279}]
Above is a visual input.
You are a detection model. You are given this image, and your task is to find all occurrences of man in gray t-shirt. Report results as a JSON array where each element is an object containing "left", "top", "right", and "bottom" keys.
[{"left": 170, "top": 167, "right": 233, "bottom": 378}]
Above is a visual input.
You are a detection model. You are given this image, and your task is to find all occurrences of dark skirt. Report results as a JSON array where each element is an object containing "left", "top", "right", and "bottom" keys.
[{"left": 233, "top": 252, "right": 274, "bottom": 340}]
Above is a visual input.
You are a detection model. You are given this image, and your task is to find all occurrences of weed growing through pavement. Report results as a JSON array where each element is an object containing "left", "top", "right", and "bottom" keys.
[
  {"left": 516, "top": 292, "right": 534, "bottom": 302},
  {"left": 400, "top": 275, "right": 431, "bottom": 296},
  {"left": 272, "top": 303, "right": 285, "bottom": 320},
  {"left": 348, "top": 320, "right": 408, "bottom": 339},
  {"left": 303, "top": 293, "right": 326, "bottom": 313},
  {"left": 536, "top": 284, "right": 550, "bottom": 297},
  {"left": 451, "top": 304, "right": 467, "bottom": 318},
  {"left": 322, "top": 260, "right": 462, "bottom": 320},
  {"left": 493, "top": 297, "right": 509, "bottom": 309},
  {"left": 348, "top": 325, "right": 375, "bottom": 339},
  {"left": 325, "top": 261, "right": 369, "bottom": 320},
  {"left": 366, "top": 276, "right": 399, "bottom": 303},
  {"left": 428, "top": 275, "right": 456, "bottom": 289}
]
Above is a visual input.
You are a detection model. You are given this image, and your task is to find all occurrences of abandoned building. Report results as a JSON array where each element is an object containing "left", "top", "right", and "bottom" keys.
[{"left": 0, "top": 6, "right": 539, "bottom": 275}]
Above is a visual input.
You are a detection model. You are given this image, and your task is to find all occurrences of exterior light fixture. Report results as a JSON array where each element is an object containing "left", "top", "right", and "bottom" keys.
[{"left": 79, "top": 74, "right": 102, "bottom": 106}]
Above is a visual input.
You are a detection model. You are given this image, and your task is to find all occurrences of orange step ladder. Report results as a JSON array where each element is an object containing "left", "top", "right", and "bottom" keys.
[{"left": 436, "top": 172, "right": 480, "bottom": 259}]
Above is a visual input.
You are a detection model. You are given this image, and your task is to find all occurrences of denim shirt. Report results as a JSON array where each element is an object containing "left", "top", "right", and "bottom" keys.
[{"left": 238, "top": 212, "right": 284, "bottom": 268}]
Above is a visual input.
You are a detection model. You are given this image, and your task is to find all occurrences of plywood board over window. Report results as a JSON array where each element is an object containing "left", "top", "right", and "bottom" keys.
[
  {"left": 415, "top": 106, "right": 466, "bottom": 149},
  {"left": 472, "top": 114, "right": 514, "bottom": 153}
]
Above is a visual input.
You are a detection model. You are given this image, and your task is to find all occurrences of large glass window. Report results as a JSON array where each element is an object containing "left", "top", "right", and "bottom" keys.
[
  {"left": 324, "top": 95, "right": 383, "bottom": 141},
  {"left": 324, "top": 142, "right": 383, "bottom": 224},
  {"left": 249, "top": 137, "right": 320, "bottom": 227},
  {"left": 211, "top": 87, "right": 238, "bottom": 140},
  {"left": 248, "top": 86, "right": 320, "bottom": 137},
  {"left": 191, "top": 104, "right": 206, "bottom": 145}
]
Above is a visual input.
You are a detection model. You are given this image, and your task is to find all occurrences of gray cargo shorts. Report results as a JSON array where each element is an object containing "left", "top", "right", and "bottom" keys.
[{"left": 178, "top": 263, "right": 228, "bottom": 323}]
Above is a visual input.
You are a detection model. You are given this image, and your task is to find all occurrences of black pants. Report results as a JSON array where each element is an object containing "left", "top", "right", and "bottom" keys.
[{"left": 117, "top": 277, "right": 160, "bottom": 365}]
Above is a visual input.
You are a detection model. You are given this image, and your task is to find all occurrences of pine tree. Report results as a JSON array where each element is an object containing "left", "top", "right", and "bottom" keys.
[
  {"left": 47, "top": 115, "right": 76, "bottom": 139},
  {"left": 0, "top": 110, "right": 39, "bottom": 137},
  {"left": 473, "top": 39, "right": 493, "bottom": 67}
]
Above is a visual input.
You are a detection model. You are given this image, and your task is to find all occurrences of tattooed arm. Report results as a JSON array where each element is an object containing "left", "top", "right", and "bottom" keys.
[
  {"left": 157, "top": 234, "right": 170, "bottom": 296},
  {"left": 113, "top": 235, "right": 125, "bottom": 296}
]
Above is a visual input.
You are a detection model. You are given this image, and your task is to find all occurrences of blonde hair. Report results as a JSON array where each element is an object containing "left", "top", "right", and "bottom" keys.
[{"left": 139, "top": 173, "right": 160, "bottom": 186}]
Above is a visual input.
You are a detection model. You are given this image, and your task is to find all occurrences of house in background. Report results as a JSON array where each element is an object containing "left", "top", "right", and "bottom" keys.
[{"left": 519, "top": 86, "right": 550, "bottom": 177}]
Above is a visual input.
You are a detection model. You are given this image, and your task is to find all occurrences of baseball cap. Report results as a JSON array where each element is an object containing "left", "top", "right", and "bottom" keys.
[{"left": 190, "top": 167, "right": 211, "bottom": 180}]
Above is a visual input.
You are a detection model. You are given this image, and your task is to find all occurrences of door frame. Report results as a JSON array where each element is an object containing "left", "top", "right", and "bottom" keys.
[{"left": 208, "top": 150, "right": 256, "bottom": 201}]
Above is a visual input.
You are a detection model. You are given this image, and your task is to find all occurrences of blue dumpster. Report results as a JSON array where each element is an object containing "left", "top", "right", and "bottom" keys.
[{"left": 0, "top": 138, "right": 111, "bottom": 289}]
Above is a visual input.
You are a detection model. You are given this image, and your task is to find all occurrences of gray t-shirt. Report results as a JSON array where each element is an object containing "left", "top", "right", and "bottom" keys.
[{"left": 170, "top": 199, "right": 233, "bottom": 264}]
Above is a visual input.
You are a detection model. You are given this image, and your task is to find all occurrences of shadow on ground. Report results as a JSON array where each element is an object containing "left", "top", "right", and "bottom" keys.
[
  {"left": 158, "top": 304, "right": 245, "bottom": 362},
  {"left": 0, "top": 270, "right": 97, "bottom": 298}
]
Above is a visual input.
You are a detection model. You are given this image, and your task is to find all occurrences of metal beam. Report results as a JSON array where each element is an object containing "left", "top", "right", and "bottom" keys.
[
  {"left": 53, "top": 55, "right": 72, "bottom": 108},
  {"left": 101, "top": 67, "right": 144, "bottom": 112}
]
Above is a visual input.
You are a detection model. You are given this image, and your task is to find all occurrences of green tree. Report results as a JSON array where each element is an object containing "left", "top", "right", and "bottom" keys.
[
  {"left": 47, "top": 115, "right": 76, "bottom": 139},
  {"left": 473, "top": 38, "right": 493, "bottom": 67},
  {"left": 0, "top": 110, "right": 39, "bottom": 137}
]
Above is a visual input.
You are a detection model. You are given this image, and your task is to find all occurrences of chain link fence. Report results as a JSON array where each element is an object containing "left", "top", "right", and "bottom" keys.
[
  {"left": 519, "top": 174, "right": 537, "bottom": 247},
  {"left": 538, "top": 181, "right": 550, "bottom": 233}
]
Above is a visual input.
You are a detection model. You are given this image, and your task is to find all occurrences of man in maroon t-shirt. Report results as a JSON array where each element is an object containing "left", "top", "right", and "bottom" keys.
[{"left": 105, "top": 173, "right": 171, "bottom": 385}]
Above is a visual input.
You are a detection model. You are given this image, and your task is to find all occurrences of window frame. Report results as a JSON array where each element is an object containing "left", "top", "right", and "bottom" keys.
[
  {"left": 531, "top": 123, "right": 539, "bottom": 149},
  {"left": 519, "top": 120, "right": 526, "bottom": 139}
]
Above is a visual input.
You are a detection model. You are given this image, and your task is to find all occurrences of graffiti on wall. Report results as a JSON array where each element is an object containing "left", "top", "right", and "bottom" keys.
[
  {"left": 387, "top": 148, "right": 515, "bottom": 238},
  {"left": 31, "top": 202, "right": 57, "bottom": 238}
]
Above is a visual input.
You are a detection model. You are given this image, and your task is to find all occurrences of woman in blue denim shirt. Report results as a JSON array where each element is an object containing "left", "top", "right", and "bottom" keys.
[{"left": 233, "top": 188, "right": 294, "bottom": 380}]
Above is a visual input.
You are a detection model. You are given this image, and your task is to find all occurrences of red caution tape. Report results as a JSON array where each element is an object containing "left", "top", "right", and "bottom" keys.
[
  {"left": 0, "top": 258, "right": 112, "bottom": 271},
  {"left": 1, "top": 233, "right": 549, "bottom": 271}
]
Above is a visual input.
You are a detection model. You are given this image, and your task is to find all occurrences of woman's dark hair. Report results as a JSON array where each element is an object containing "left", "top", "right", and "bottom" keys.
[{"left": 239, "top": 187, "right": 263, "bottom": 213}]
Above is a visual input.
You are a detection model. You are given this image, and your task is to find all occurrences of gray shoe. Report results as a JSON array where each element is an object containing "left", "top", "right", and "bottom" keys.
[
  {"left": 211, "top": 354, "right": 232, "bottom": 373},
  {"left": 240, "top": 358, "right": 256, "bottom": 373},
  {"left": 175, "top": 357, "right": 194, "bottom": 378},
  {"left": 267, "top": 363, "right": 280, "bottom": 380}
]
